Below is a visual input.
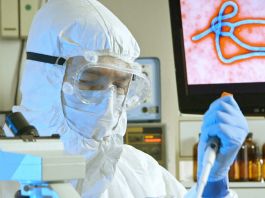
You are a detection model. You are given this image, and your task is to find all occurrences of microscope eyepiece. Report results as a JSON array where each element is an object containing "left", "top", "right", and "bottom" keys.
[{"left": 5, "top": 112, "right": 39, "bottom": 137}]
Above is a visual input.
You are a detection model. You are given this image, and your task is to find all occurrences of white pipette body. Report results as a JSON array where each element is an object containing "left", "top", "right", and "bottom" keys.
[{"left": 196, "top": 137, "right": 219, "bottom": 198}]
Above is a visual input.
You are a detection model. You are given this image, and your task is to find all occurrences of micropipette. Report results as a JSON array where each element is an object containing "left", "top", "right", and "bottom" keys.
[
  {"left": 196, "top": 137, "right": 220, "bottom": 198},
  {"left": 196, "top": 92, "right": 232, "bottom": 198}
]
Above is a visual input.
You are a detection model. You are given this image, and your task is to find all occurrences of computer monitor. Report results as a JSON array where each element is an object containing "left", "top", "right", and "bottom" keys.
[{"left": 169, "top": 0, "right": 265, "bottom": 115}]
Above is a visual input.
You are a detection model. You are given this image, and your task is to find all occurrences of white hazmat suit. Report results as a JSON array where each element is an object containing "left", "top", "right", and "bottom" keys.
[{"left": 1, "top": 0, "right": 245, "bottom": 197}]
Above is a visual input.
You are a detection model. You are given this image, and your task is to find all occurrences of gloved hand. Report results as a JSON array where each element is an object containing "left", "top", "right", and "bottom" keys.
[{"left": 197, "top": 95, "right": 248, "bottom": 182}]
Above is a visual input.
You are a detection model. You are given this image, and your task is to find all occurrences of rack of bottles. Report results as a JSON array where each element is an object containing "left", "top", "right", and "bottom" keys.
[{"left": 193, "top": 132, "right": 265, "bottom": 182}]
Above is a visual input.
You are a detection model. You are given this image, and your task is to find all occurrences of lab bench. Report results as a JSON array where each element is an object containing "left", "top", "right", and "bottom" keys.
[{"left": 182, "top": 181, "right": 265, "bottom": 198}]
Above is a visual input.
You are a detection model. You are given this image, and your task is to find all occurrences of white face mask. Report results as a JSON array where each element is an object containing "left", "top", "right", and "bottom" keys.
[{"left": 62, "top": 87, "right": 125, "bottom": 140}]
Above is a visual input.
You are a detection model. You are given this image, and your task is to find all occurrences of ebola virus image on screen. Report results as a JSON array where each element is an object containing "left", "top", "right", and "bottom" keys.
[{"left": 181, "top": 0, "right": 265, "bottom": 85}]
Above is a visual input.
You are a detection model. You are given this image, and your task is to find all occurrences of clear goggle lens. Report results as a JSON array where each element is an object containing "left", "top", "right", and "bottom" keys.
[{"left": 63, "top": 65, "right": 132, "bottom": 104}]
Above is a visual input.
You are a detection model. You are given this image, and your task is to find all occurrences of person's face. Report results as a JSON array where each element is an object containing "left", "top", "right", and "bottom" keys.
[{"left": 78, "top": 67, "right": 132, "bottom": 95}]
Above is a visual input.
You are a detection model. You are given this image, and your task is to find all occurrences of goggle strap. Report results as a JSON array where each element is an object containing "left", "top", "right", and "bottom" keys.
[
  {"left": 132, "top": 74, "right": 136, "bottom": 81},
  {"left": 26, "top": 52, "right": 66, "bottom": 65}
]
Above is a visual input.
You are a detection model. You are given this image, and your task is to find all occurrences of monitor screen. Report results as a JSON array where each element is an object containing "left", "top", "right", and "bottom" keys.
[{"left": 169, "top": 0, "right": 265, "bottom": 115}]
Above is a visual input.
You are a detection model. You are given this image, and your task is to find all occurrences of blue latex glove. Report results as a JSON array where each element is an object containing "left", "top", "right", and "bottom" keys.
[{"left": 198, "top": 95, "right": 248, "bottom": 182}]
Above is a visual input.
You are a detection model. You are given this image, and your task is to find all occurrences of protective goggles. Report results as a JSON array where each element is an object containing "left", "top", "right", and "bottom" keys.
[
  {"left": 63, "top": 65, "right": 132, "bottom": 104},
  {"left": 26, "top": 52, "right": 151, "bottom": 108},
  {"left": 63, "top": 55, "right": 150, "bottom": 108}
]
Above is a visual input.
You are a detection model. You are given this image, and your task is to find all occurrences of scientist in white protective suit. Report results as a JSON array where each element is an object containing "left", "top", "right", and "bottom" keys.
[{"left": 1, "top": 0, "right": 248, "bottom": 197}]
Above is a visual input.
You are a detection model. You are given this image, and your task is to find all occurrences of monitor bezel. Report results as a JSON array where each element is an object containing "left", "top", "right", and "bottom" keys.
[{"left": 168, "top": 0, "right": 265, "bottom": 115}]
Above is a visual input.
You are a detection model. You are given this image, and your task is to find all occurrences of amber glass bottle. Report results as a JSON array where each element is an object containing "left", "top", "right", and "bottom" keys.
[
  {"left": 247, "top": 133, "right": 257, "bottom": 181},
  {"left": 193, "top": 134, "right": 200, "bottom": 182},
  {"left": 239, "top": 133, "right": 256, "bottom": 181},
  {"left": 262, "top": 143, "right": 265, "bottom": 180},
  {"left": 229, "top": 156, "right": 240, "bottom": 181},
  {"left": 193, "top": 142, "right": 198, "bottom": 182},
  {"left": 250, "top": 148, "right": 261, "bottom": 181},
  {"left": 239, "top": 135, "right": 249, "bottom": 181}
]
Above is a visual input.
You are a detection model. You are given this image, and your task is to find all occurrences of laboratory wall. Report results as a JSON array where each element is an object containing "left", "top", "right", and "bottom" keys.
[{"left": 0, "top": 39, "right": 21, "bottom": 112}]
